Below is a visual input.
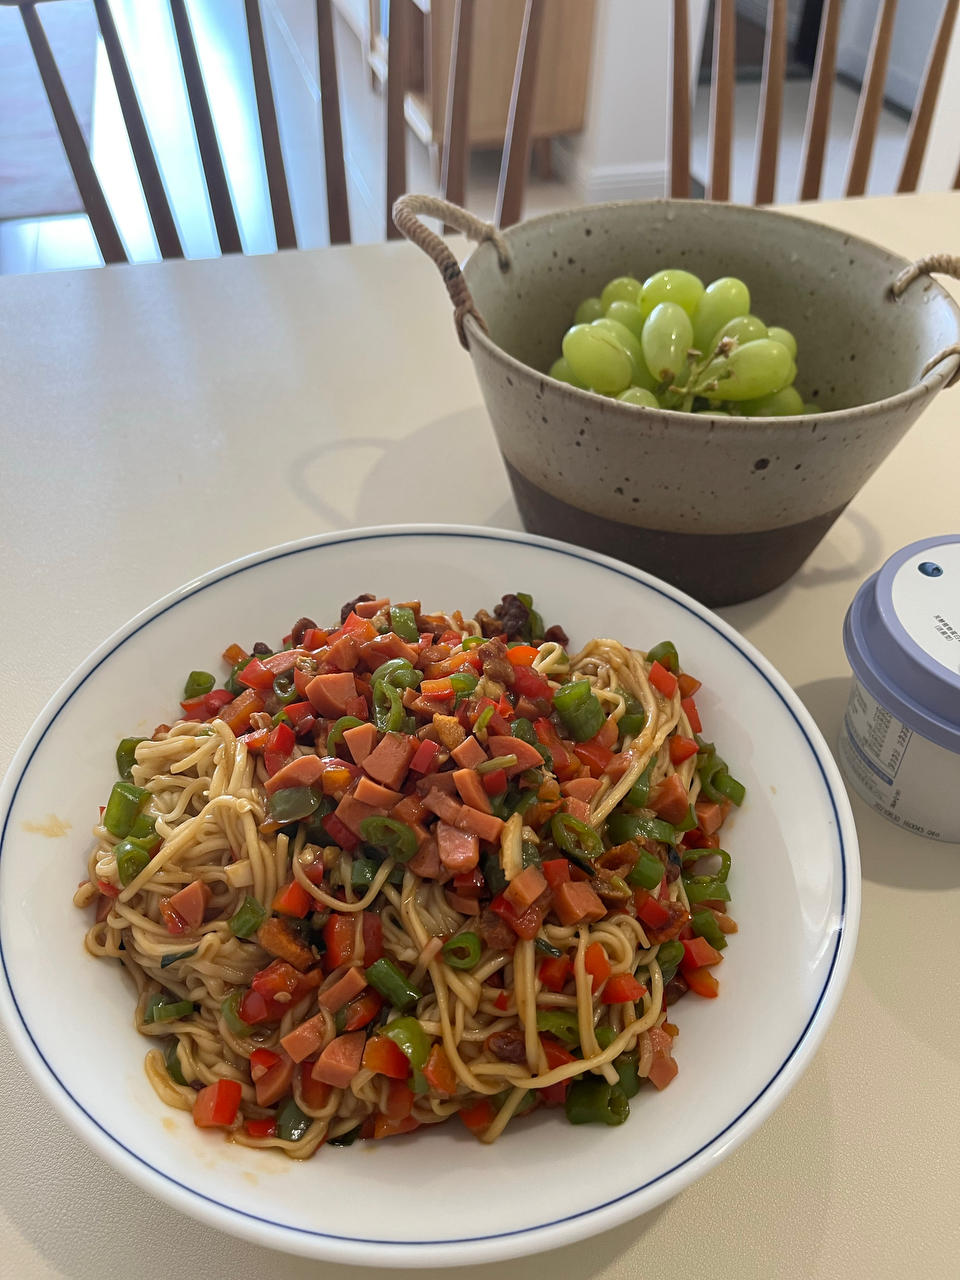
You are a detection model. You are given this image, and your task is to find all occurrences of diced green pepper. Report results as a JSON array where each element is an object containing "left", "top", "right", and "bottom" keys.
[
  {"left": 594, "top": 1025, "right": 617, "bottom": 1050},
  {"left": 272, "top": 673, "right": 299, "bottom": 706},
  {"left": 228, "top": 895, "right": 266, "bottom": 938},
  {"left": 552, "top": 680, "right": 605, "bottom": 742},
  {"left": 360, "top": 815, "right": 418, "bottom": 862},
  {"left": 442, "top": 932, "right": 482, "bottom": 970},
  {"left": 276, "top": 1097, "right": 312, "bottom": 1141},
  {"left": 160, "top": 947, "right": 198, "bottom": 969},
  {"left": 390, "top": 605, "right": 419, "bottom": 643},
  {"left": 164, "top": 1039, "right": 186, "bottom": 1085},
  {"left": 104, "top": 781, "right": 149, "bottom": 838},
  {"left": 655, "top": 939, "right": 685, "bottom": 985},
  {"left": 143, "top": 994, "right": 194, "bottom": 1024},
  {"left": 646, "top": 640, "right": 679, "bottom": 674},
  {"left": 623, "top": 759, "right": 656, "bottom": 810},
  {"left": 366, "top": 958, "right": 422, "bottom": 1011},
  {"left": 114, "top": 837, "right": 153, "bottom": 886},
  {"left": 535, "top": 1009, "right": 580, "bottom": 1046},
  {"left": 267, "top": 785, "right": 322, "bottom": 825},
  {"left": 626, "top": 849, "right": 664, "bottom": 890},
  {"left": 351, "top": 857, "right": 379, "bottom": 888},
  {"left": 615, "top": 1049, "right": 641, "bottom": 1098},
  {"left": 682, "top": 874, "right": 731, "bottom": 905},
  {"left": 327, "top": 715, "right": 364, "bottom": 754},
  {"left": 184, "top": 670, "right": 215, "bottom": 699},
  {"left": 564, "top": 1077, "right": 629, "bottom": 1126},
  {"left": 606, "top": 811, "right": 676, "bottom": 846},
  {"left": 221, "top": 989, "right": 253, "bottom": 1036},
  {"left": 383, "top": 1015, "right": 431, "bottom": 1069},
  {"left": 550, "top": 813, "right": 602, "bottom": 868},
  {"left": 691, "top": 908, "right": 728, "bottom": 951},
  {"left": 116, "top": 736, "right": 147, "bottom": 781}
]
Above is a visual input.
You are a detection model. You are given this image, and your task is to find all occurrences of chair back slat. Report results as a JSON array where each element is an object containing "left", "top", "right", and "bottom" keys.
[
  {"left": 244, "top": 0, "right": 296, "bottom": 249},
  {"left": 670, "top": 0, "right": 691, "bottom": 198},
  {"left": 495, "top": 0, "right": 546, "bottom": 228},
  {"left": 19, "top": 1, "right": 127, "bottom": 264},
  {"left": 897, "top": 0, "right": 959, "bottom": 193},
  {"left": 706, "top": 0, "right": 735, "bottom": 201},
  {"left": 168, "top": 0, "right": 243, "bottom": 254},
  {"left": 385, "top": 0, "right": 408, "bottom": 240},
  {"left": 316, "top": 0, "right": 350, "bottom": 244},
  {"left": 798, "top": 0, "right": 842, "bottom": 200},
  {"left": 753, "top": 0, "right": 787, "bottom": 204},
  {"left": 440, "top": 0, "right": 475, "bottom": 212},
  {"left": 844, "top": 0, "right": 899, "bottom": 197},
  {"left": 92, "top": 0, "right": 182, "bottom": 258}
]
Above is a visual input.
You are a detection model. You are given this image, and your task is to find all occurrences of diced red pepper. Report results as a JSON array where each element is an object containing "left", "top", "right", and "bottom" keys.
[
  {"left": 681, "top": 936, "right": 723, "bottom": 971},
  {"left": 159, "top": 899, "right": 187, "bottom": 936},
  {"left": 374, "top": 1113, "right": 420, "bottom": 1139},
  {"left": 602, "top": 972, "right": 647, "bottom": 1004},
  {"left": 409, "top": 738, "right": 441, "bottom": 775},
  {"left": 322, "top": 811, "right": 360, "bottom": 851},
  {"left": 583, "top": 941, "right": 611, "bottom": 993},
  {"left": 322, "top": 911, "right": 382, "bottom": 970},
  {"left": 482, "top": 768, "right": 508, "bottom": 796},
  {"left": 634, "top": 890, "right": 671, "bottom": 928},
  {"left": 668, "top": 735, "right": 699, "bottom": 766},
  {"left": 459, "top": 1098, "right": 495, "bottom": 1134},
  {"left": 236, "top": 657, "right": 276, "bottom": 691},
  {"left": 573, "top": 740, "right": 614, "bottom": 777},
  {"left": 272, "top": 880, "right": 313, "bottom": 919},
  {"left": 540, "top": 1035, "right": 577, "bottom": 1106},
  {"left": 512, "top": 664, "right": 552, "bottom": 701},
  {"left": 493, "top": 990, "right": 510, "bottom": 1011},
  {"left": 677, "top": 672, "right": 702, "bottom": 699},
  {"left": 244, "top": 1116, "right": 278, "bottom": 1139},
  {"left": 301, "top": 627, "right": 328, "bottom": 651},
  {"left": 490, "top": 890, "right": 549, "bottom": 941},
  {"left": 538, "top": 955, "right": 572, "bottom": 992},
  {"left": 193, "top": 1079, "right": 242, "bottom": 1129},
  {"left": 300, "top": 1060, "right": 332, "bottom": 1110},
  {"left": 219, "top": 688, "right": 265, "bottom": 734},
  {"left": 541, "top": 858, "right": 572, "bottom": 891},
  {"left": 204, "top": 688, "right": 235, "bottom": 716},
  {"left": 684, "top": 966, "right": 720, "bottom": 998},
  {"left": 361, "top": 1035, "right": 410, "bottom": 1080},
  {"left": 680, "top": 696, "right": 702, "bottom": 734},
  {"left": 222, "top": 642, "right": 248, "bottom": 665},
  {"left": 648, "top": 660, "right": 678, "bottom": 699},
  {"left": 422, "top": 1044, "right": 457, "bottom": 1096},
  {"left": 340, "top": 990, "right": 383, "bottom": 1031}
]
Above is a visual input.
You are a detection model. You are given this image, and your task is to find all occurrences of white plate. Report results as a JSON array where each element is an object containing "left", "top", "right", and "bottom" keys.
[{"left": 0, "top": 526, "right": 859, "bottom": 1268}]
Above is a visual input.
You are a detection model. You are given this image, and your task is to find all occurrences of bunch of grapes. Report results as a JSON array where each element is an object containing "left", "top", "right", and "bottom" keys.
[{"left": 550, "top": 270, "right": 812, "bottom": 416}]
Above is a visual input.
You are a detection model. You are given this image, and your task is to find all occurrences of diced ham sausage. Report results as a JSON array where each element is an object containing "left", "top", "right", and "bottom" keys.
[
  {"left": 362, "top": 732, "right": 415, "bottom": 790},
  {"left": 436, "top": 821, "right": 480, "bottom": 872},
  {"left": 305, "top": 671, "right": 359, "bottom": 717},
  {"left": 343, "top": 722, "right": 378, "bottom": 765},
  {"left": 485, "top": 735, "right": 545, "bottom": 776}
]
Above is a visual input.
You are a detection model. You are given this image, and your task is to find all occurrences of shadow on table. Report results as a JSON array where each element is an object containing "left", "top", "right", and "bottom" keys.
[
  {"left": 286, "top": 407, "right": 520, "bottom": 534},
  {"left": 794, "top": 676, "right": 960, "bottom": 892},
  {"left": 720, "top": 506, "right": 884, "bottom": 631}
]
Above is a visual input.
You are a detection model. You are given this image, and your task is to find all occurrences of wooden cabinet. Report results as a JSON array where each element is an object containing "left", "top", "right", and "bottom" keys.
[{"left": 348, "top": 0, "right": 596, "bottom": 151}]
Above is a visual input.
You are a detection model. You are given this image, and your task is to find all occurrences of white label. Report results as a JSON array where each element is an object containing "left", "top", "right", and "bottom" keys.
[
  {"left": 890, "top": 542, "right": 960, "bottom": 677},
  {"left": 839, "top": 677, "right": 960, "bottom": 844}
]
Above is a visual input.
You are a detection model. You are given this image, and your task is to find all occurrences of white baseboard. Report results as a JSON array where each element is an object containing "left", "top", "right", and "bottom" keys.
[{"left": 553, "top": 141, "right": 668, "bottom": 204}]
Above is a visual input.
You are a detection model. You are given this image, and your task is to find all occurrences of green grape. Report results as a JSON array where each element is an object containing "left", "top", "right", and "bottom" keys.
[
  {"left": 692, "top": 277, "right": 751, "bottom": 352},
  {"left": 699, "top": 338, "right": 793, "bottom": 401},
  {"left": 617, "top": 387, "right": 660, "bottom": 408},
  {"left": 600, "top": 276, "right": 642, "bottom": 310},
  {"left": 574, "top": 296, "right": 604, "bottom": 325},
  {"left": 562, "top": 324, "right": 632, "bottom": 394},
  {"left": 640, "top": 268, "right": 705, "bottom": 319},
  {"left": 549, "top": 356, "right": 587, "bottom": 388},
  {"left": 592, "top": 318, "right": 643, "bottom": 374},
  {"left": 766, "top": 325, "right": 797, "bottom": 359},
  {"left": 711, "top": 314, "right": 767, "bottom": 350},
  {"left": 605, "top": 300, "right": 645, "bottom": 339},
  {"left": 641, "top": 302, "right": 694, "bottom": 385},
  {"left": 741, "top": 385, "right": 805, "bottom": 416}
]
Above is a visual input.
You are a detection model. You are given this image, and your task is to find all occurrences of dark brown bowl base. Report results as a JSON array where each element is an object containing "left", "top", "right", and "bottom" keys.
[{"left": 504, "top": 461, "right": 845, "bottom": 607}]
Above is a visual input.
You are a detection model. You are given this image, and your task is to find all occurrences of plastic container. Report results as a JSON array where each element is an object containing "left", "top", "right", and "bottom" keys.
[{"left": 839, "top": 534, "right": 960, "bottom": 843}]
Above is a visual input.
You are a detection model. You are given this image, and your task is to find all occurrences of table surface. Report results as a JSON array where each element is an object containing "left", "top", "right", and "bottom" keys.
[{"left": 1, "top": 191, "right": 959, "bottom": 1280}]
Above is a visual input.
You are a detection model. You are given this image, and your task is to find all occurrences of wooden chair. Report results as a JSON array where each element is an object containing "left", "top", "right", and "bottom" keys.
[
  {"left": 2, "top": 0, "right": 410, "bottom": 262},
  {"left": 439, "top": 0, "right": 547, "bottom": 229},
  {"left": 669, "top": 0, "right": 960, "bottom": 204}
]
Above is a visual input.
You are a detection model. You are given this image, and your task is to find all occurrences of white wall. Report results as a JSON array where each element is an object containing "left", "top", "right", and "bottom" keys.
[
  {"left": 556, "top": 0, "right": 709, "bottom": 202},
  {"left": 837, "top": 0, "right": 945, "bottom": 111}
]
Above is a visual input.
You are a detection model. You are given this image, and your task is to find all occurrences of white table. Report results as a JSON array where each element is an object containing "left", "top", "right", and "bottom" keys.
[{"left": 2, "top": 192, "right": 959, "bottom": 1280}]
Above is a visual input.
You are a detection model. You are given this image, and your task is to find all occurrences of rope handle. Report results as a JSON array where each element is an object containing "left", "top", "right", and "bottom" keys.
[
  {"left": 890, "top": 253, "right": 960, "bottom": 388},
  {"left": 392, "top": 195, "right": 511, "bottom": 348}
]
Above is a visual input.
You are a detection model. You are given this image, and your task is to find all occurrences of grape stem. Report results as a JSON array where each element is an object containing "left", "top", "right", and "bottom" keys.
[{"left": 668, "top": 336, "right": 737, "bottom": 410}]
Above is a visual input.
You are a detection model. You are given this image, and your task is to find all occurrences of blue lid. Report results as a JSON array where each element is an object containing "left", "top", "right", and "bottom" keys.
[{"left": 843, "top": 534, "right": 960, "bottom": 753}]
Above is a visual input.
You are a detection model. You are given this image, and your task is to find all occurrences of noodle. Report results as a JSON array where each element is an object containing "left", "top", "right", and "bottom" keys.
[{"left": 74, "top": 593, "right": 741, "bottom": 1152}]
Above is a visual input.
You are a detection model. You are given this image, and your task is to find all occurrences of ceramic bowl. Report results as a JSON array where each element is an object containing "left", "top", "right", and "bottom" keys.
[{"left": 412, "top": 200, "right": 960, "bottom": 605}]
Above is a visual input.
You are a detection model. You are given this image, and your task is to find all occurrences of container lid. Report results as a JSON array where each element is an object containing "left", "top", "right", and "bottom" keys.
[{"left": 843, "top": 534, "right": 960, "bottom": 753}]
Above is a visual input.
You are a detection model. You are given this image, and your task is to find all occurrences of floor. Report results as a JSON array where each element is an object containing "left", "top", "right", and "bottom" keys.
[{"left": 0, "top": 0, "right": 912, "bottom": 276}]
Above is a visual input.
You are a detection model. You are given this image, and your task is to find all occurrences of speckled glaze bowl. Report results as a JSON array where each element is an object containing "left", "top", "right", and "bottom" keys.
[{"left": 397, "top": 198, "right": 960, "bottom": 605}]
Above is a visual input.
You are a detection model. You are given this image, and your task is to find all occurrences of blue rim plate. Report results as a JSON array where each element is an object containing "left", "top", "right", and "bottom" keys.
[{"left": 0, "top": 525, "right": 860, "bottom": 1267}]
